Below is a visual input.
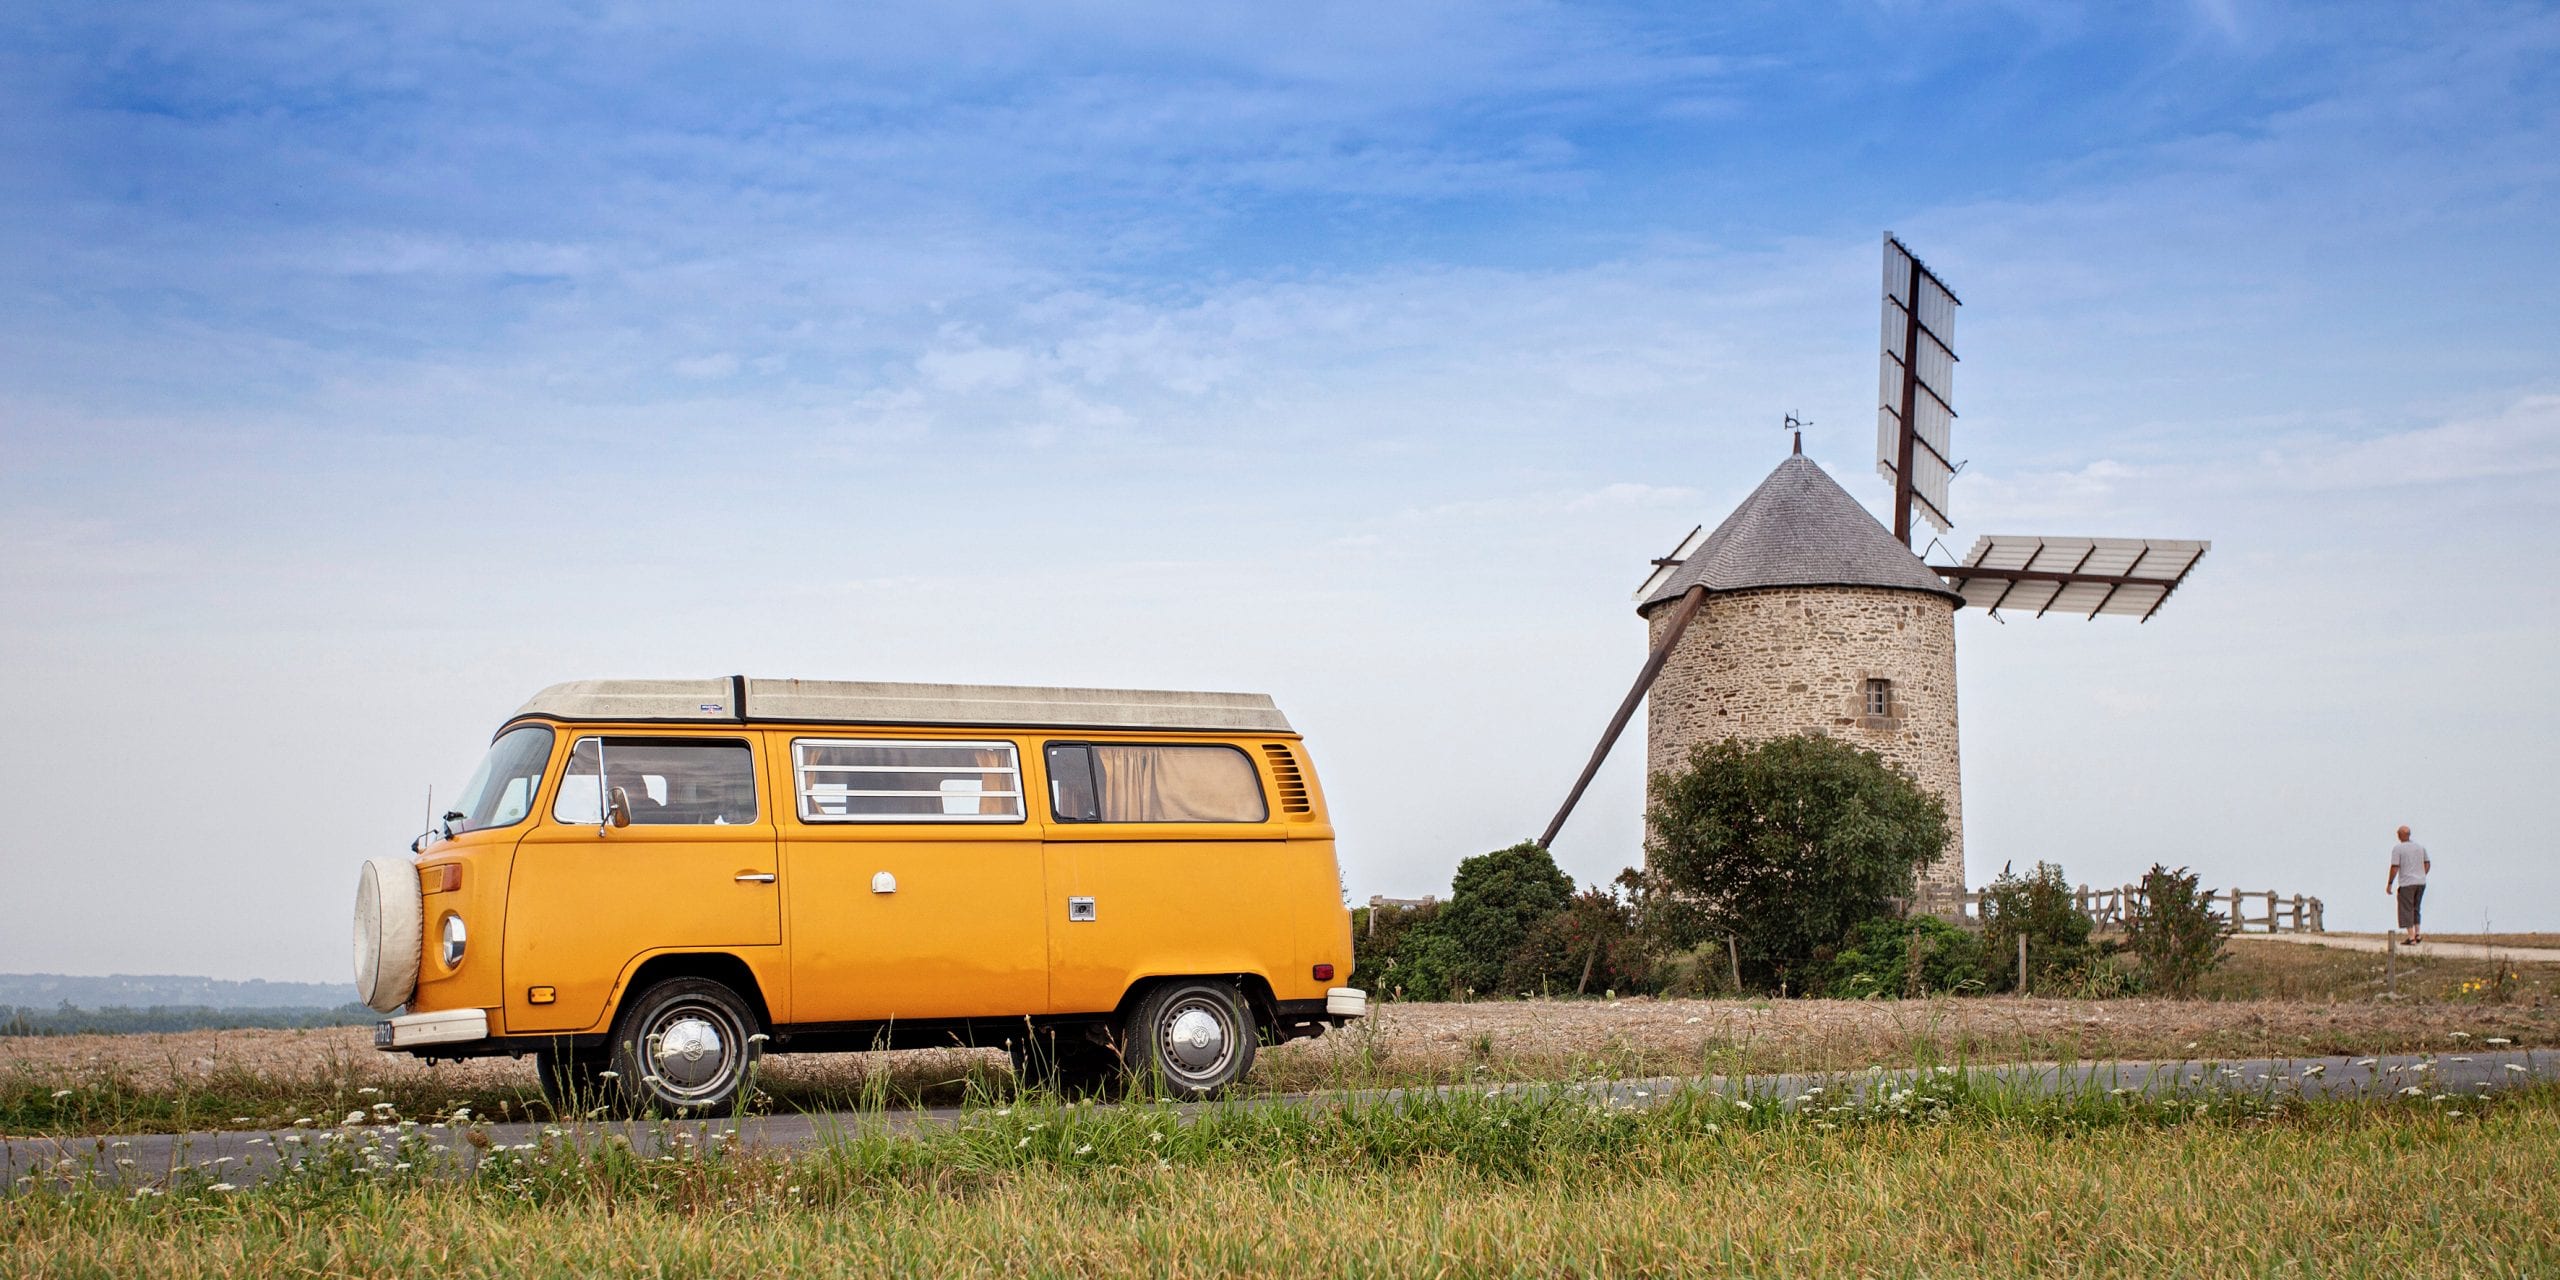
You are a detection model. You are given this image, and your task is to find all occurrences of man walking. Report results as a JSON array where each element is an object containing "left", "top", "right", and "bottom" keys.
[{"left": 2386, "top": 825, "right": 2429, "bottom": 945}]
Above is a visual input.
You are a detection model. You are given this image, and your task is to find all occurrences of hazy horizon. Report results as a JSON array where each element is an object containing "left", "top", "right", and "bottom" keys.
[{"left": 4, "top": 2, "right": 2555, "bottom": 984}]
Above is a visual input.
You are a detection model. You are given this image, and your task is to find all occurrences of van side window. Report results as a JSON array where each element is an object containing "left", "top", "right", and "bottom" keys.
[
  {"left": 793, "top": 740, "right": 1024, "bottom": 822},
  {"left": 1045, "top": 743, "right": 1269, "bottom": 823},
  {"left": 552, "top": 738, "right": 759, "bottom": 826}
]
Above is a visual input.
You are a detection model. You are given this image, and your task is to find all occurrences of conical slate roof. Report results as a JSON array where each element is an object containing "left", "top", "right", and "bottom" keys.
[{"left": 1638, "top": 454, "right": 1963, "bottom": 613}]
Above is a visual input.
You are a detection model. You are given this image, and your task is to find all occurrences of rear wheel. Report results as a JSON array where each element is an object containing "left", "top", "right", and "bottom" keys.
[
  {"left": 606, "top": 978, "right": 761, "bottom": 1117},
  {"left": 1121, "top": 979, "right": 1256, "bottom": 1100}
]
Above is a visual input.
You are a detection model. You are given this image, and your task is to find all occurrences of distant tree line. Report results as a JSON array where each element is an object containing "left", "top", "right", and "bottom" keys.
[
  {"left": 0, "top": 1003, "right": 379, "bottom": 1036},
  {"left": 1355, "top": 734, "right": 2230, "bottom": 1002}
]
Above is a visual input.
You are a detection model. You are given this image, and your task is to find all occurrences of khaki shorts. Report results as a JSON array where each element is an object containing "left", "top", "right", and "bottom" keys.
[{"left": 2397, "top": 884, "right": 2426, "bottom": 929}]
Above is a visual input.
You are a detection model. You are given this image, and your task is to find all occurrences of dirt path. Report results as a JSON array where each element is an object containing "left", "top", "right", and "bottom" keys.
[
  {"left": 2255, "top": 933, "right": 2560, "bottom": 964},
  {"left": 9, "top": 995, "right": 2551, "bottom": 1094}
]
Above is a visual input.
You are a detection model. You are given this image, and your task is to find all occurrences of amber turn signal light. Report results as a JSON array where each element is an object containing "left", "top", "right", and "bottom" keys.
[
  {"left": 527, "top": 986, "right": 557, "bottom": 1005},
  {"left": 1312, "top": 964, "right": 1334, "bottom": 981}
]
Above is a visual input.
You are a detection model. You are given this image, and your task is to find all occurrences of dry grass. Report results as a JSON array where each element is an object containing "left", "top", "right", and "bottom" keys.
[{"left": 7, "top": 1083, "right": 2557, "bottom": 1278}]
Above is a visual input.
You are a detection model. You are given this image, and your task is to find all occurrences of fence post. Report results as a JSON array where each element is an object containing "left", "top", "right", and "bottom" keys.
[
  {"left": 2017, "top": 933, "right": 2028, "bottom": 997},
  {"left": 2385, "top": 934, "right": 2397, "bottom": 997},
  {"left": 1727, "top": 935, "right": 1742, "bottom": 994}
]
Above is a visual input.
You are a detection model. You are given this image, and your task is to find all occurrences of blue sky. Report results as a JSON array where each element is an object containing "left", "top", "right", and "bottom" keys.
[{"left": 3, "top": 1, "right": 2556, "bottom": 980}]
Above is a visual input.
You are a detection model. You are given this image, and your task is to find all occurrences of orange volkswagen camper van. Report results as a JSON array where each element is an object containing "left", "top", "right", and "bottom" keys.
[{"left": 354, "top": 678, "right": 1365, "bottom": 1113}]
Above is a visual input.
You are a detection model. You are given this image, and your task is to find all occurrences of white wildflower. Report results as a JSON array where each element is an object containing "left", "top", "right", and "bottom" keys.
[
  {"left": 2486, "top": 1038, "right": 2513, "bottom": 1046},
  {"left": 1074, "top": 1144, "right": 1093, "bottom": 1155},
  {"left": 2506, "top": 1064, "right": 2530, "bottom": 1075},
  {"left": 49, "top": 1090, "right": 71, "bottom": 1099},
  {"left": 208, "top": 1182, "right": 237, "bottom": 1193},
  {"left": 357, "top": 1087, "right": 381, "bottom": 1095}
]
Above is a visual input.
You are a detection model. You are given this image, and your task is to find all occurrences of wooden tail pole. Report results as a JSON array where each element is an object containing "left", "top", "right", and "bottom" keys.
[{"left": 1537, "top": 584, "right": 1709, "bottom": 850}]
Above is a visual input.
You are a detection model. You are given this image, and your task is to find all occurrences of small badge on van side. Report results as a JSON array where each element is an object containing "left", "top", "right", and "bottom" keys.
[
  {"left": 699, "top": 703, "right": 724, "bottom": 713},
  {"left": 1068, "top": 896, "right": 1097, "bottom": 922}
]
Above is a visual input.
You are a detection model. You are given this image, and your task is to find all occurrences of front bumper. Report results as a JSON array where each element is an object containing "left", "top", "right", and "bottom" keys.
[
  {"left": 1325, "top": 987, "right": 1368, "bottom": 1018},
  {"left": 374, "top": 1008, "right": 489, "bottom": 1050}
]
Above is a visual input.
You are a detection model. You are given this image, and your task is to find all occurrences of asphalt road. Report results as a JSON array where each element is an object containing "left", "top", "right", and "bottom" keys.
[{"left": 7, "top": 1048, "right": 2548, "bottom": 1193}]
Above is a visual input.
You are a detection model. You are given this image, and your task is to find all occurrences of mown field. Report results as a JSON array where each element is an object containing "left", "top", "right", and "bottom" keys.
[
  {"left": 5, "top": 939, "right": 2553, "bottom": 1138},
  {"left": 7, "top": 1074, "right": 2556, "bottom": 1278}
]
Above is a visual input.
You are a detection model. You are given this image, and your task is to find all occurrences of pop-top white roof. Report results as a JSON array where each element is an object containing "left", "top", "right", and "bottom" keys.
[{"left": 508, "top": 678, "right": 1292, "bottom": 733}]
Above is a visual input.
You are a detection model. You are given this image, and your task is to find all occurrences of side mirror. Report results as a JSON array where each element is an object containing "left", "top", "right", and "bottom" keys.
[{"left": 607, "top": 786, "right": 633, "bottom": 829}]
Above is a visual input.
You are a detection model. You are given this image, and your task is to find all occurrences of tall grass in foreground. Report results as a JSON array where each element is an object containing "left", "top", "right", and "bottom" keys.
[{"left": 8, "top": 1081, "right": 2556, "bottom": 1278}]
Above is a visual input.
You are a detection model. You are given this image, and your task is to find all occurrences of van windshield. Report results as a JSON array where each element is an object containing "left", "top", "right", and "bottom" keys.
[{"left": 450, "top": 725, "right": 555, "bottom": 833}]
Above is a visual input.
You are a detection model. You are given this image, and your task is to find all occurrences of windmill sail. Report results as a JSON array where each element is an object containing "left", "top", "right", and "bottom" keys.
[
  {"left": 1936, "top": 535, "right": 2210, "bottom": 621},
  {"left": 1877, "top": 233, "right": 1959, "bottom": 543}
]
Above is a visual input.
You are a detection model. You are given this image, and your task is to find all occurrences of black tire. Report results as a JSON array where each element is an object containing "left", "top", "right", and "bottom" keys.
[
  {"left": 1121, "top": 979, "right": 1256, "bottom": 1100},
  {"left": 533, "top": 1042, "right": 612, "bottom": 1117},
  {"left": 605, "top": 977, "right": 762, "bottom": 1117},
  {"left": 1008, "top": 1025, "right": 1124, "bottom": 1098}
]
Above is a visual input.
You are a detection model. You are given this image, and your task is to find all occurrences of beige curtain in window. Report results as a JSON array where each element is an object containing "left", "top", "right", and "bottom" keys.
[
  {"left": 974, "top": 748, "right": 1011, "bottom": 817},
  {"left": 1094, "top": 746, "right": 1266, "bottom": 822}
]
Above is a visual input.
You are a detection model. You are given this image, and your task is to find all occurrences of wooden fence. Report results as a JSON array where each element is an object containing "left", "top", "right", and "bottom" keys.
[{"left": 1921, "top": 884, "right": 2324, "bottom": 934}]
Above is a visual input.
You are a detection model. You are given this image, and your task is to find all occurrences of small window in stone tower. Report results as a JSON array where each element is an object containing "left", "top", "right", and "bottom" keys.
[{"left": 1865, "top": 678, "right": 1893, "bottom": 718}]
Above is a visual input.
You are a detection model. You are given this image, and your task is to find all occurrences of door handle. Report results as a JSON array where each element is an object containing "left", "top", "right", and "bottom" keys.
[{"left": 734, "top": 872, "right": 777, "bottom": 884}]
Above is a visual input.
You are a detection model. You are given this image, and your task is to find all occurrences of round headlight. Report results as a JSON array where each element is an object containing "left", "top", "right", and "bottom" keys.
[{"left": 439, "top": 913, "right": 467, "bottom": 968}]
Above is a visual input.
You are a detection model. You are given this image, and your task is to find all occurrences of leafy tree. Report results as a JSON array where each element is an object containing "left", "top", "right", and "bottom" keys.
[
  {"left": 2123, "top": 863, "right": 2230, "bottom": 996},
  {"left": 1819, "top": 916, "right": 1986, "bottom": 998},
  {"left": 1499, "top": 886, "right": 1647, "bottom": 997},
  {"left": 1434, "top": 841, "right": 1577, "bottom": 997},
  {"left": 1645, "top": 734, "right": 1949, "bottom": 992},
  {"left": 1978, "top": 861, "right": 2099, "bottom": 994}
]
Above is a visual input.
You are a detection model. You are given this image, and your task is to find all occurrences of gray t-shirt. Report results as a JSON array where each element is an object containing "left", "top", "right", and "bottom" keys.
[{"left": 2391, "top": 841, "right": 2429, "bottom": 886}]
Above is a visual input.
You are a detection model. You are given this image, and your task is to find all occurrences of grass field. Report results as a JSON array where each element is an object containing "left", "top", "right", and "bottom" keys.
[
  {"left": 7, "top": 1076, "right": 2555, "bottom": 1277},
  {"left": 5, "top": 939, "right": 2553, "bottom": 1138}
]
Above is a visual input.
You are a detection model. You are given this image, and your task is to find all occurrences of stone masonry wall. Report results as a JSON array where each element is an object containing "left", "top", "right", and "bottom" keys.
[{"left": 1643, "top": 585, "right": 1965, "bottom": 897}]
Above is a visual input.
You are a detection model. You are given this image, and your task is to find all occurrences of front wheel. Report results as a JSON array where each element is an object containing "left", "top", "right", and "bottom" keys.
[
  {"left": 606, "top": 978, "right": 761, "bottom": 1117},
  {"left": 1007, "top": 1026, "right": 1124, "bottom": 1098},
  {"left": 533, "top": 1042, "right": 612, "bottom": 1117},
  {"left": 1121, "top": 979, "right": 1256, "bottom": 1100}
]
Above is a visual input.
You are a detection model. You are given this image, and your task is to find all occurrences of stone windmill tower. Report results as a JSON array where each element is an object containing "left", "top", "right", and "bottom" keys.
[{"left": 1538, "top": 234, "right": 2210, "bottom": 903}]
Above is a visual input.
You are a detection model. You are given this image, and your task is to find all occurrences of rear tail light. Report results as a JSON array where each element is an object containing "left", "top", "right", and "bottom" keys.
[{"left": 1312, "top": 964, "right": 1334, "bottom": 981}]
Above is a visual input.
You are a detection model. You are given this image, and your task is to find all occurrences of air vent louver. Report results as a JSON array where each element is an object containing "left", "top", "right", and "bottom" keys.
[{"left": 1261, "top": 743, "right": 1312, "bottom": 814}]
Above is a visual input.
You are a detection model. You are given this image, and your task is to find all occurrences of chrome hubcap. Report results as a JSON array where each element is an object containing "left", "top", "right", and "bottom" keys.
[
  {"left": 1162, "top": 1002, "right": 1231, "bottom": 1077},
  {"left": 651, "top": 1013, "right": 729, "bottom": 1093}
]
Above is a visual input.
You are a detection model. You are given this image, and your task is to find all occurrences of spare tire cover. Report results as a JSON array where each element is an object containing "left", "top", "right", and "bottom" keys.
[{"left": 353, "top": 857, "right": 424, "bottom": 1014}]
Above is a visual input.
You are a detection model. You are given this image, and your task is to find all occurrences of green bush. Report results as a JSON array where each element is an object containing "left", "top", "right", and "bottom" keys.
[
  {"left": 1389, "top": 926, "right": 1471, "bottom": 1002},
  {"left": 1354, "top": 901, "right": 1456, "bottom": 1001},
  {"left": 2123, "top": 864, "right": 2230, "bottom": 996},
  {"left": 1644, "top": 734, "right": 1950, "bottom": 993},
  {"left": 1819, "top": 916, "right": 1987, "bottom": 999},
  {"left": 1978, "top": 862, "right": 2099, "bottom": 995}
]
